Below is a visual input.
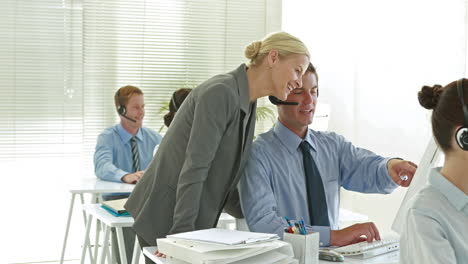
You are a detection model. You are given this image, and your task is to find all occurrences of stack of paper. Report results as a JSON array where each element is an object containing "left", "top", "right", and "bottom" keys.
[{"left": 156, "top": 228, "right": 298, "bottom": 264}]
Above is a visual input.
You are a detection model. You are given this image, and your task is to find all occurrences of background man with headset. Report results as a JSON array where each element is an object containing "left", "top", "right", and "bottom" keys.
[
  {"left": 94, "top": 85, "right": 162, "bottom": 263},
  {"left": 239, "top": 63, "right": 417, "bottom": 247}
]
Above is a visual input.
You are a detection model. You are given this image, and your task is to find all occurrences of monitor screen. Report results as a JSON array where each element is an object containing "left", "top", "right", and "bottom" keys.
[{"left": 391, "top": 137, "right": 443, "bottom": 234}]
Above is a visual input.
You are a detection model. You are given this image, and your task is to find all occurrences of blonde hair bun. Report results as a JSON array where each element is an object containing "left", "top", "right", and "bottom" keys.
[{"left": 244, "top": 41, "right": 262, "bottom": 60}]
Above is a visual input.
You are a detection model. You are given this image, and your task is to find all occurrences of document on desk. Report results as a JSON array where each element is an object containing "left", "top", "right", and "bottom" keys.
[
  {"left": 167, "top": 228, "right": 279, "bottom": 245},
  {"left": 157, "top": 238, "right": 295, "bottom": 264}
]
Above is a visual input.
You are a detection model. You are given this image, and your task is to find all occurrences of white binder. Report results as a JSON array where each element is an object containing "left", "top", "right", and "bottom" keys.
[
  {"left": 157, "top": 229, "right": 296, "bottom": 264},
  {"left": 166, "top": 228, "right": 279, "bottom": 245}
]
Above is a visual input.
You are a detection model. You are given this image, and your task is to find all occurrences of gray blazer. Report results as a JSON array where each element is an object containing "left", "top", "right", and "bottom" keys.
[{"left": 125, "top": 64, "right": 257, "bottom": 244}]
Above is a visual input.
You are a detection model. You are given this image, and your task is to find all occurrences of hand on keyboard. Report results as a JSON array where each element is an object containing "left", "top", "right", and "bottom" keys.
[{"left": 330, "top": 222, "right": 381, "bottom": 247}]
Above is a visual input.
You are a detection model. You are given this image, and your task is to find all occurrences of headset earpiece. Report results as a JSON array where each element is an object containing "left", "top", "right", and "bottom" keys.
[
  {"left": 456, "top": 79, "right": 468, "bottom": 151},
  {"left": 118, "top": 104, "right": 126, "bottom": 116},
  {"left": 456, "top": 127, "right": 468, "bottom": 150},
  {"left": 115, "top": 88, "right": 137, "bottom": 123}
]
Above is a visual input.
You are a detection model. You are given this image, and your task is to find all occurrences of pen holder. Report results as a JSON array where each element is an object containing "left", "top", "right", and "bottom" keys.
[{"left": 283, "top": 231, "right": 319, "bottom": 264}]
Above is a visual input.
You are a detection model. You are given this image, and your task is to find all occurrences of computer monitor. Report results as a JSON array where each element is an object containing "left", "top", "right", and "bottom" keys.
[
  {"left": 391, "top": 137, "right": 442, "bottom": 234},
  {"left": 309, "top": 102, "right": 330, "bottom": 132}
]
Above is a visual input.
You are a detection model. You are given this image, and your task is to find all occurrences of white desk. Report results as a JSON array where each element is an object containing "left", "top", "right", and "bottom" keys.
[
  {"left": 143, "top": 247, "right": 165, "bottom": 264},
  {"left": 81, "top": 204, "right": 139, "bottom": 264},
  {"left": 60, "top": 178, "right": 135, "bottom": 264},
  {"left": 144, "top": 246, "right": 398, "bottom": 264}
]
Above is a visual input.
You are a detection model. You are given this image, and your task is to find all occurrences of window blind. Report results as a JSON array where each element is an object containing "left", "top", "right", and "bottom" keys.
[
  {"left": 82, "top": 0, "right": 278, "bottom": 170},
  {"left": 0, "top": 0, "right": 280, "bottom": 171},
  {"left": 0, "top": 0, "right": 83, "bottom": 161}
]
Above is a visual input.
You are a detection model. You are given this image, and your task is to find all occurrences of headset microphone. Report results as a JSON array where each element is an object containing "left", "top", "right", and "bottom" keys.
[{"left": 268, "top": 96, "right": 299, "bottom": 106}]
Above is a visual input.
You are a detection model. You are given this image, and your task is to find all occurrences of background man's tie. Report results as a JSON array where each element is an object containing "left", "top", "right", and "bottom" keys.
[{"left": 130, "top": 136, "right": 140, "bottom": 172}]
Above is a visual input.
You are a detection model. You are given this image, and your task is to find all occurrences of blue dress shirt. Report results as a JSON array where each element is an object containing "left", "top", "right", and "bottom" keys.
[
  {"left": 94, "top": 124, "right": 162, "bottom": 183},
  {"left": 400, "top": 168, "right": 468, "bottom": 263},
  {"left": 239, "top": 121, "right": 397, "bottom": 246}
]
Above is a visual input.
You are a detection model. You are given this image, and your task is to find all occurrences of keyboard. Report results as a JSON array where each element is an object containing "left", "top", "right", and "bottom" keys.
[{"left": 334, "top": 237, "right": 399, "bottom": 259}]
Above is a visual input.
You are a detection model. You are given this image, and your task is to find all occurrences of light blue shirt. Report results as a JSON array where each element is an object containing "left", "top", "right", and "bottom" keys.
[
  {"left": 239, "top": 121, "right": 397, "bottom": 246},
  {"left": 400, "top": 168, "right": 468, "bottom": 264},
  {"left": 94, "top": 123, "right": 162, "bottom": 183}
]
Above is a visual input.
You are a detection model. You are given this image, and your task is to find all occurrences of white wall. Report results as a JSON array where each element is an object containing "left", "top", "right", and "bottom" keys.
[
  {"left": 1, "top": 157, "right": 90, "bottom": 263},
  {"left": 283, "top": 0, "right": 466, "bottom": 234}
]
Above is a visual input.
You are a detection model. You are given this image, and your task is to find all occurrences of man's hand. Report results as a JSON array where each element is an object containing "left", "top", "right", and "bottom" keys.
[
  {"left": 121, "top": 171, "right": 144, "bottom": 184},
  {"left": 330, "top": 222, "right": 381, "bottom": 247},
  {"left": 387, "top": 159, "right": 417, "bottom": 187}
]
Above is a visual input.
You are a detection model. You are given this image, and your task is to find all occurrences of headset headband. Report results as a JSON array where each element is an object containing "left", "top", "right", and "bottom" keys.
[
  {"left": 171, "top": 93, "right": 179, "bottom": 111},
  {"left": 116, "top": 89, "right": 125, "bottom": 107},
  {"left": 456, "top": 79, "right": 468, "bottom": 127}
]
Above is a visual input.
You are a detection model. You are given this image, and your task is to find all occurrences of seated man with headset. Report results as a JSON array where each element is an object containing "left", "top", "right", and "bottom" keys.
[
  {"left": 94, "top": 85, "right": 162, "bottom": 263},
  {"left": 239, "top": 63, "right": 417, "bottom": 247}
]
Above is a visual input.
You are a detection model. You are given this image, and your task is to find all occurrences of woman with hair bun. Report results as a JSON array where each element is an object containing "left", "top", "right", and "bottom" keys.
[
  {"left": 400, "top": 79, "right": 468, "bottom": 263},
  {"left": 152, "top": 88, "right": 193, "bottom": 157},
  {"left": 125, "top": 31, "right": 311, "bottom": 262},
  {"left": 163, "top": 88, "right": 192, "bottom": 128}
]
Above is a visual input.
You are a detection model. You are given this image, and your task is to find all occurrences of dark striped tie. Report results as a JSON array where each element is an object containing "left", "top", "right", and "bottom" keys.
[
  {"left": 299, "top": 141, "right": 330, "bottom": 226},
  {"left": 130, "top": 136, "right": 140, "bottom": 172}
]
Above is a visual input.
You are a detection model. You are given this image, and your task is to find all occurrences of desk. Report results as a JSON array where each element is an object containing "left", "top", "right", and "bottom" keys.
[
  {"left": 81, "top": 204, "right": 139, "bottom": 264},
  {"left": 142, "top": 247, "right": 165, "bottom": 264},
  {"left": 59, "top": 178, "right": 135, "bottom": 264},
  {"left": 143, "top": 246, "right": 398, "bottom": 264}
]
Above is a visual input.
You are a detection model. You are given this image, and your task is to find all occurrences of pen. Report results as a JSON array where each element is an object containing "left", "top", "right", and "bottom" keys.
[
  {"left": 300, "top": 220, "right": 306, "bottom": 235},
  {"left": 284, "top": 216, "right": 293, "bottom": 227}
]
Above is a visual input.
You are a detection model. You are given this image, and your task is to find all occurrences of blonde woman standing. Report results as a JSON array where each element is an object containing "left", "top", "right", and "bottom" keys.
[{"left": 125, "top": 31, "right": 310, "bottom": 262}]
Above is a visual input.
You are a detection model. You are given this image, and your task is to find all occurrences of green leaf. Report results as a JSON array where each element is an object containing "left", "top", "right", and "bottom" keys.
[{"left": 256, "top": 105, "right": 276, "bottom": 123}]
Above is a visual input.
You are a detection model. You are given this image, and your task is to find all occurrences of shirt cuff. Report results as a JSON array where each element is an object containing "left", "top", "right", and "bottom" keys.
[
  {"left": 114, "top": 170, "right": 128, "bottom": 182},
  {"left": 383, "top": 158, "right": 400, "bottom": 189},
  {"left": 307, "top": 226, "right": 331, "bottom": 247}
]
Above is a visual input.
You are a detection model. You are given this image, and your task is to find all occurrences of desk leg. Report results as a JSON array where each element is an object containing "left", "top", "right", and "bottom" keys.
[
  {"left": 131, "top": 235, "right": 141, "bottom": 264},
  {"left": 80, "top": 213, "right": 93, "bottom": 264},
  {"left": 80, "top": 193, "right": 86, "bottom": 223},
  {"left": 93, "top": 219, "right": 101, "bottom": 264},
  {"left": 80, "top": 193, "right": 94, "bottom": 261},
  {"left": 91, "top": 193, "right": 101, "bottom": 263},
  {"left": 91, "top": 193, "right": 98, "bottom": 203},
  {"left": 116, "top": 227, "right": 128, "bottom": 264},
  {"left": 100, "top": 225, "right": 111, "bottom": 264},
  {"left": 59, "top": 193, "right": 76, "bottom": 264}
]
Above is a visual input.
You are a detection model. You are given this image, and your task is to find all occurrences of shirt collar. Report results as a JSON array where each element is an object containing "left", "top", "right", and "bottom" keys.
[
  {"left": 235, "top": 63, "right": 250, "bottom": 114},
  {"left": 116, "top": 123, "right": 142, "bottom": 143},
  {"left": 429, "top": 167, "right": 468, "bottom": 214},
  {"left": 273, "top": 120, "right": 317, "bottom": 154}
]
